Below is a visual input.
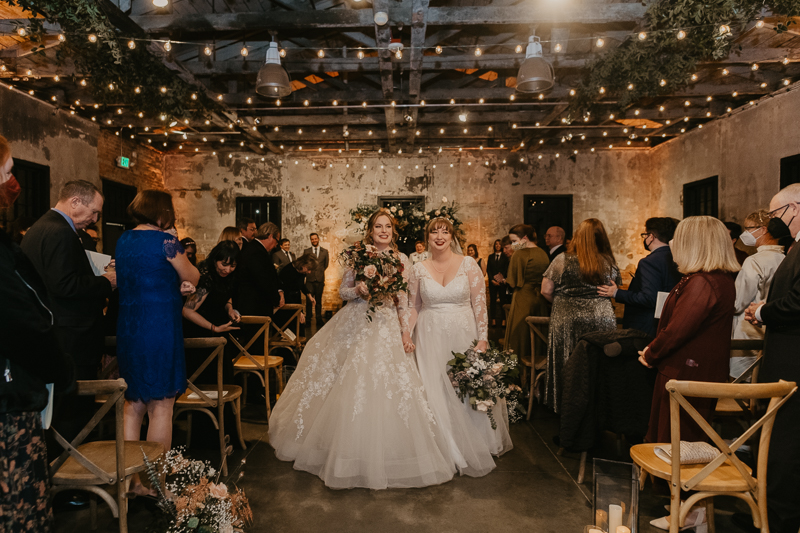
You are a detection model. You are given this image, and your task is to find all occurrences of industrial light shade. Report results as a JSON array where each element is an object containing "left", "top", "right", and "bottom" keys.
[
  {"left": 516, "top": 36, "right": 554, "bottom": 93},
  {"left": 256, "top": 42, "right": 292, "bottom": 98}
]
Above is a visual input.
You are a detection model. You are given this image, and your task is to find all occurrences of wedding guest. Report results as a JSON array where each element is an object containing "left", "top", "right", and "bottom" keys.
[
  {"left": 180, "top": 237, "right": 198, "bottom": 266},
  {"left": 409, "top": 240, "right": 429, "bottom": 264},
  {"left": 466, "top": 244, "right": 487, "bottom": 276},
  {"left": 182, "top": 240, "right": 241, "bottom": 338},
  {"left": 724, "top": 221, "right": 751, "bottom": 265},
  {"left": 744, "top": 185, "right": 800, "bottom": 533},
  {"left": 0, "top": 136, "right": 73, "bottom": 531},
  {"left": 304, "top": 233, "right": 329, "bottom": 326},
  {"left": 278, "top": 252, "right": 318, "bottom": 341},
  {"left": 237, "top": 217, "right": 257, "bottom": 248},
  {"left": 730, "top": 210, "right": 784, "bottom": 379},
  {"left": 273, "top": 238, "right": 295, "bottom": 272},
  {"left": 487, "top": 239, "right": 509, "bottom": 327},
  {"left": 219, "top": 226, "right": 243, "bottom": 248},
  {"left": 504, "top": 225, "right": 550, "bottom": 361},
  {"left": 639, "top": 216, "right": 738, "bottom": 446},
  {"left": 21, "top": 180, "right": 116, "bottom": 444},
  {"left": 8, "top": 215, "right": 35, "bottom": 245},
  {"left": 597, "top": 217, "right": 680, "bottom": 338},
  {"left": 545, "top": 226, "right": 566, "bottom": 262},
  {"left": 541, "top": 218, "right": 621, "bottom": 413},
  {"left": 498, "top": 236, "right": 515, "bottom": 322},
  {"left": 115, "top": 189, "right": 199, "bottom": 496}
]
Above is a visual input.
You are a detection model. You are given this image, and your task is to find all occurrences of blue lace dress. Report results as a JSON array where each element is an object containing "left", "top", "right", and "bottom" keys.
[{"left": 116, "top": 230, "right": 186, "bottom": 402}]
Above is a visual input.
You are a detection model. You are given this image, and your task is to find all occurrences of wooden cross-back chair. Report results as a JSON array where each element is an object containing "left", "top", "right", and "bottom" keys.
[
  {"left": 49, "top": 379, "right": 164, "bottom": 533},
  {"left": 268, "top": 303, "right": 306, "bottom": 357},
  {"left": 524, "top": 316, "right": 550, "bottom": 421},
  {"left": 173, "top": 337, "right": 244, "bottom": 476},
  {"left": 630, "top": 379, "right": 797, "bottom": 533},
  {"left": 715, "top": 339, "right": 765, "bottom": 425},
  {"left": 229, "top": 316, "right": 283, "bottom": 418}
]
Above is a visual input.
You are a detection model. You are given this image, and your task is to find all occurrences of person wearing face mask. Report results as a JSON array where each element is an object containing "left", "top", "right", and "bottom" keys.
[
  {"left": 729, "top": 210, "right": 784, "bottom": 380},
  {"left": 724, "top": 221, "right": 752, "bottom": 265},
  {"left": 597, "top": 217, "right": 681, "bottom": 338},
  {"left": 741, "top": 185, "right": 800, "bottom": 533},
  {"left": 503, "top": 224, "right": 551, "bottom": 365}
]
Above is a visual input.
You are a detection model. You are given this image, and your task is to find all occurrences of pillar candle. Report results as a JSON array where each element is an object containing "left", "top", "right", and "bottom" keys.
[
  {"left": 616, "top": 527, "right": 631, "bottom": 533},
  {"left": 608, "top": 504, "right": 623, "bottom": 533}
]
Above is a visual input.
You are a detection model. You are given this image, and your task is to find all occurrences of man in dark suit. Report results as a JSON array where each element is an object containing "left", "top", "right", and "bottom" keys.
[
  {"left": 545, "top": 226, "right": 566, "bottom": 262},
  {"left": 237, "top": 217, "right": 257, "bottom": 248},
  {"left": 743, "top": 185, "right": 800, "bottom": 533},
  {"left": 272, "top": 238, "right": 295, "bottom": 272},
  {"left": 598, "top": 217, "right": 681, "bottom": 338},
  {"left": 487, "top": 239, "right": 510, "bottom": 327},
  {"left": 236, "top": 221, "right": 284, "bottom": 319},
  {"left": 304, "top": 232, "right": 329, "bottom": 326},
  {"left": 21, "top": 180, "right": 116, "bottom": 445}
]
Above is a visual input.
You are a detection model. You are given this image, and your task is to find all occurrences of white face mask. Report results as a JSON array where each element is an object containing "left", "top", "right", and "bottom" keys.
[{"left": 739, "top": 227, "right": 763, "bottom": 248}]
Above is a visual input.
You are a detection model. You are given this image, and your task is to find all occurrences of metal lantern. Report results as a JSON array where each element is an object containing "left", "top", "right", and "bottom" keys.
[
  {"left": 516, "top": 36, "right": 554, "bottom": 93},
  {"left": 256, "top": 42, "right": 292, "bottom": 98}
]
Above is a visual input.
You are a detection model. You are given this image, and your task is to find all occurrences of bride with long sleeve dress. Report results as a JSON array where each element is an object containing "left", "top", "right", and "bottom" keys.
[
  {"left": 404, "top": 218, "right": 513, "bottom": 476},
  {"left": 267, "top": 210, "right": 456, "bottom": 489}
]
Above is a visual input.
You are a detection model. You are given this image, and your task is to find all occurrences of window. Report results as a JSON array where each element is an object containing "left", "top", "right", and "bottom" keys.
[
  {"left": 523, "top": 195, "right": 573, "bottom": 248},
  {"left": 1, "top": 158, "right": 49, "bottom": 229},
  {"left": 102, "top": 179, "right": 137, "bottom": 257},
  {"left": 683, "top": 176, "right": 718, "bottom": 218},
  {"left": 780, "top": 154, "right": 800, "bottom": 189},
  {"left": 236, "top": 197, "right": 281, "bottom": 229}
]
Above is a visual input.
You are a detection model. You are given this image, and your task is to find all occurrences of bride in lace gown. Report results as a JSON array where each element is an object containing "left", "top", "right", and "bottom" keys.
[
  {"left": 404, "top": 218, "right": 513, "bottom": 476},
  {"left": 268, "top": 209, "right": 456, "bottom": 489}
]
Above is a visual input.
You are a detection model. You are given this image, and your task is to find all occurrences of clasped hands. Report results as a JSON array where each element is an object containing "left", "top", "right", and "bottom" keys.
[{"left": 744, "top": 301, "right": 765, "bottom": 327}]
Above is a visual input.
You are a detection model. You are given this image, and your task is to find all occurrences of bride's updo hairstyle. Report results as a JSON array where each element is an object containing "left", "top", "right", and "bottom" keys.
[
  {"left": 363, "top": 208, "right": 399, "bottom": 250},
  {"left": 426, "top": 217, "right": 462, "bottom": 254}
]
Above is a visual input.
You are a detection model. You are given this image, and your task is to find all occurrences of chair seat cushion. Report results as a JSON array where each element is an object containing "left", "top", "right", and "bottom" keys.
[
  {"left": 52, "top": 440, "right": 164, "bottom": 485},
  {"left": 175, "top": 384, "right": 242, "bottom": 405},
  {"left": 631, "top": 443, "right": 753, "bottom": 492},
  {"left": 233, "top": 355, "right": 283, "bottom": 370}
]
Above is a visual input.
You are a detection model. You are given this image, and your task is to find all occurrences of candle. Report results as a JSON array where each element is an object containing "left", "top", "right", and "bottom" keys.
[
  {"left": 608, "top": 504, "right": 623, "bottom": 533},
  {"left": 588, "top": 529, "right": 602, "bottom": 533},
  {"left": 616, "top": 527, "right": 631, "bottom": 533}
]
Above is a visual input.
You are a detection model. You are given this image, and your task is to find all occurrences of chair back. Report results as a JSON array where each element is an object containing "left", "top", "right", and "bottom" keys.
[
  {"left": 49, "top": 379, "right": 127, "bottom": 485},
  {"left": 666, "top": 379, "right": 796, "bottom": 495},
  {"left": 270, "top": 304, "right": 304, "bottom": 348},
  {"left": 229, "top": 316, "right": 271, "bottom": 368},
  {"left": 183, "top": 337, "right": 227, "bottom": 408},
  {"left": 525, "top": 316, "right": 549, "bottom": 367},
  {"left": 727, "top": 339, "right": 765, "bottom": 414}
]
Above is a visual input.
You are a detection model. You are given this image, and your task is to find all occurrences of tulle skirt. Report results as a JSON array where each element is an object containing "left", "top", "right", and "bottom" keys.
[
  {"left": 413, "top": 304, "right": 513, "bottom": 477},
  {"left": 268, "top": 298, "right": 456, "bottom": 489}
]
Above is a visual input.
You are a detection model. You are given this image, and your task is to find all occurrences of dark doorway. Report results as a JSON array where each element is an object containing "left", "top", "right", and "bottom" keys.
[
  {"left": 379, "top": 196, "right": 425, "bottom": 255},
  {"left": 1, "top": 158, "right": 49, "bottom": 229},
  {"left": 780, "top": 154, "right": 800, "bottom": 189},
  {"left": 683, "top": 176, "right": 719, "bottom": 218},
  {"left": 523, "top": 195, "right": 573, "bottom": 249},
  {"left": 102, "top": 179, "right": 137, "bottom": 257},
  {"left": 236, "top": 197, "right": 282, "bottom": 229}
]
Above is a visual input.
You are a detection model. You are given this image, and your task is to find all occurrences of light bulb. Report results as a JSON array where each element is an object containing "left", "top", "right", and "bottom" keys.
[
  {"left": 395, "top": 49, "right": 402, "bottom": 59},
  {"left": 660, "top": 79, "right": 667, "bottom": 86},
  {"left": 751, "top": 63, "right": 759, "bottom": 71},
  {"left": 304, "top": 100, "right": 309, "bottom": 106},
  {"left": 515, "top": 44, "right": 522, "bottom": 53},
  {"left": 80, "top": 79, "right": 87, "bottom": 86},
  {"left": 783, "top": 57, "right": 790, "bottom": 65},
  {"left": 596, "top": 38, "right": 605, "bottom": 48},
  {"left": 357, "top": 50, "right": 364, "bottom": 60},
  {"left": 204, "top": 46, "right": 213, "bottom": 56},
  {"left": 160, "top": 86, "right": 167, "bottom": 93},
  {"left": 317, "top": 49, "right": 325, "bottom": 58},
  {"left": 128, "top": 40, "right": 136, "bottom": 49},
  {"left": 732, "top": 91, "right": 738, "bottom": 97},
  {"left": 677, "top": 30, "right": 686, "bottom": 40},
  {"left": 627, "top": 83, "right": 634, "bottom": 90},
  {"left": 691, "top": 74, "right": 698, "bottom": 81},
  {"left": 241, "top": 46, "right": 248, "bottom": 57},
  {"left": 684, "top": 100, "right": 690, "bottom": 106},
  {"left": 510, "top": 94, "right": 515, "bottom": 101},
  {"left": 659, "top": 105, "right": 665, "bottom": 111},
  {"left": 569, "top": 89, "right": 576, "bottom": 96},
  {"left": 134, "top": 87, "right": 141, "bottom": 94},
  {"left": 420, "top": 100, "right": 425, "bottom": 106},
  {"left": 280, "top": 49, "right": 286, "bottom": 58},
  {"left": 53, "top": 75, "right": 60, "bottom": 82},
  {"left": 474, "top": 47, "right": 482, "bottom": 57},
  {"left": 191, "top": 93, "right": 197, "bottom": 100},
  {"left": 435, "top": 45, "right": 442, "bottom": 54},
  {"left": 599, "top": 87, "right": 606, "bottom": 94},
  {"left": 720, "top": 24, "right": 731, "bottom": 35},
  {"left": 554, "top": 43, "right": 562, "bottom": 52},
  {"left": 638, "top": 32, "right": 647, "bottom": 40},
  {"left": 756, "top": 19, "right": 764, "bottom": 28},
  {"left": 88, "top": 34, "right": 97, "bottom": 43},
  {"left": 722, "top": 68, "right": 729, "bottom": 76},
  {"left": 153, "top": 0, "right": 169, "bottom": 7},
  {"left": 164, "top": 40, "right": 172, "bottom": 52}
]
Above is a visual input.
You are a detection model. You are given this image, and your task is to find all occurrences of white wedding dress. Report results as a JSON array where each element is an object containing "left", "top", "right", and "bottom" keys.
[
  {"left": 408, "top": 256, "right": 513, "bottom": 476},
  {"left": 268, "top": 253, "right": 456, "bottom": 489}
]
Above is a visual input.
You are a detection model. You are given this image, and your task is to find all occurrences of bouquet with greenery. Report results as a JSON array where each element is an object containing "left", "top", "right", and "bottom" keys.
[
  {"left": 447, "top": 341, "right": 523, "bottom": 429},
  {"left": 338, "top": 241, "right": 408, "bottom": 321}
]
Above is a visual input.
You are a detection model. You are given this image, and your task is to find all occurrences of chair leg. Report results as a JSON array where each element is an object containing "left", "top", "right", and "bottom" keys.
[
  {"left": 278, "top": 364, "right": 284, "bottom": 394},
  {"left": 218, "top": 402, "right": 228, "bottom": 477},
  {"left": 669, "top": 483, "right": 682, "bottom": 533},
  {"left": 241, "top": 374, "right": 248, "bottom": 407},
  {"left": 526, "top": 371, "right": 535, "bottom": 421},
  {"left": 234, "top": 398, "right": 247, "bottom": 450},
  {"left": 186, "top": 412, "right": 193, "bottom": 449},
  {"left": 118, "top": 478, "right": 128, "bottom": 533},
  {"left": 265, "top": 369, "right": 271, "bottom": 418},
  {"left": 705, "top": 498, "right": 715, "bottom": 533},
  {"left": 577, "top": 451, "right": 587, "bottom": 484},
  {"left": 90, "top": 493, "right": 98, "bottom": 530}
]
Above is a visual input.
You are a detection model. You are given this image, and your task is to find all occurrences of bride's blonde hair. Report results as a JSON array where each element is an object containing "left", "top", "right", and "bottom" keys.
[
  {"left": 425, "top": 217, "right": 462, "bottom": 254},
  {"left": 363, "top": 208, "right": 399, "bottom": 250}
]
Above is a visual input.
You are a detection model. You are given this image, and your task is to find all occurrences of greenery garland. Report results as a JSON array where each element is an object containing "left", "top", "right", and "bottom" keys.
[
  {"left": 565, "top": 0, "right": 800, "bottom": 122},
  {"left": 3, "top": 0, "right": 218, "bottom": 120}
]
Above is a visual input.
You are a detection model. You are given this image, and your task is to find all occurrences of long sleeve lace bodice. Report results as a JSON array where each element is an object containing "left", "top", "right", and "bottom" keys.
[
  {"left": 464, "top": 257, "right": 489, "bottom": 341},
  {"left": 338, "top": 253, "right": 412, "bottom": 331},
  {"left": 338, "top": 268, "right": 361, "bottom": 301}
]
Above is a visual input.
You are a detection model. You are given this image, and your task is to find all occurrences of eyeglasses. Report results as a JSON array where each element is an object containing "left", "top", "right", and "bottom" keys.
[
  {"left": 640, "top": 233, "right": 651, "bottom": 239},
  {"left": 768, "top": 204, "right": 792, "bottom": 219}
]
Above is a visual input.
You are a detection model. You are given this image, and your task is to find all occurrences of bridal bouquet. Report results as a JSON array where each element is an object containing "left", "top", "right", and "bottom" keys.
[
  {"left": 142, "top": 447, "right": 253, "bottom": 533},
  {"left": 447, "top": 342, "right": 522, "bottom": 429},
  {"left": 339, "top": 241, "right": 408, "bottom": 321}
]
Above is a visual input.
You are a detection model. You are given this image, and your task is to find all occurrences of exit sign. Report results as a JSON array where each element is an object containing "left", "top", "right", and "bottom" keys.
[{"left": 115, "top": 156, "right": 130, "bottom": 169}]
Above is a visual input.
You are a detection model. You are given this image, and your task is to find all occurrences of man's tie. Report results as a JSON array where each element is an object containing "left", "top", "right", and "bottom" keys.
[{"left": 314, "top": 247, "right": 319, "bottom": 258}]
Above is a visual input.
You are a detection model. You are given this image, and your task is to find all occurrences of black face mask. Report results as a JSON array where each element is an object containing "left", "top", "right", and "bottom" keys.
[
  {"left": 643, "top": 235, "right": 651, "bottom": 252},
  {"left": 768, "top": 217, "right": 794, "bottom": 249}
]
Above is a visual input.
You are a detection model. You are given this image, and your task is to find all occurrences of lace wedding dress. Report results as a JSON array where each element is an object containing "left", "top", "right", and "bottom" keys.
[
  {"left": 408, "top": 256, "right": 513, "bottom": 476},
  {"left": 268, "top": 253, "right": 456, "bottom": 489}
]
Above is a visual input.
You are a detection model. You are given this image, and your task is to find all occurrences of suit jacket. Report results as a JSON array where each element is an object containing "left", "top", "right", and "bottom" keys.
[
  {"left": 303, "top": 246, "right": 329, "bottom": 283},
  {"left": 236, "top": 239, "right": 282, "bottom": 317},
  {"left": 21, "top": 210, "right": 112, "bottom": 366},
  {"left": 615, "top": 246, "right": 682, "bottom": 337},
  {"left": 548, "top": 244, "right": 566, "bottom": 263},
  {"left": 760, "top": 240, "right": 800, "bottom": 383},
  {"left": 487, "top": 252, "right": 509, "bottom": 281},
  {"left": 272, "top": 249, "right": 295, "bottom": 272}
]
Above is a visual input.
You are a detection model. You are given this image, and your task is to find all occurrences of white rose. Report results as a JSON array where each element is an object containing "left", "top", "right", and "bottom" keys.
[
  {"left": 390, "top": 206, "right": 397, "bottom": 213},
  {"left": 435, "top": 210, "right": 441, "bottom": 216},
  {"left": 425, "top": 215, "right": 430, "bottom": 220},
  {"left": 442, "top": 196, "right": 448, "bottom": 203},
  {"left": 398, "top": 210, "right": 404, "bottom": 216}
]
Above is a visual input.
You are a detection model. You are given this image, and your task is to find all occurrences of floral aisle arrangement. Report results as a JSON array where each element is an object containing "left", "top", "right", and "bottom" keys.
[
  {"left": 447, "top": 342, "right": 525, "bottom": 429},
  {"left": 142, "top": 447, "right": 253, "bottom": 533},
  {"left": 338, "top": 241, "right": 408, "bottom": 321}
]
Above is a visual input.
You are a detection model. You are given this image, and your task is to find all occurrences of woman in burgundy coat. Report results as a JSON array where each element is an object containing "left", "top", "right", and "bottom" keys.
[{"left": 639, "top": 216, "right": 740, "bottom": 443}]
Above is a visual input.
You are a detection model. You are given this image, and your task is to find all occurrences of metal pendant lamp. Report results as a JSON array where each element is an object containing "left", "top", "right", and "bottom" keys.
[
  {"left": 256, "top": 42, "right": 292, "bottom": 98},
  {"left": 516, "top": 36, "right": 554, "bottom": 93}
]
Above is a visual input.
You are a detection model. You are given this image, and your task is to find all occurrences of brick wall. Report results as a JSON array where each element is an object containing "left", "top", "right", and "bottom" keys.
[{"left": 98, "top": 130, "right": 165, "bottom": 190}]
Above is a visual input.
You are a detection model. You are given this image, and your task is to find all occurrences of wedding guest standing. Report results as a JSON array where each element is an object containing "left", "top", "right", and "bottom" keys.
[
  {"left": 504, "top": 225, "right": 550, "bottom": 361},
  {"left": 541, "top": 218, "right": 621, "bottom": 413},
  {"left": 115, "top": 189, "right": 199, "bottom": 496},
  {"left": 466, "top": 244, "right": 487, "bottom": 276},
  {"left": 409, "top": 240, "right": 429, "bottom": 264},
  {"left": 180, "top": 237, "right": 198, "bottom": 266},
  {"left": 638, "top": 216, "right": 738, "bottom": 445},
  {"left": 273, "top": 238, "right": 295, "bottom": 272},
  {"left": 237, "top": 217, "right": 257, "bottom": 248},
  {"left": 724, "top": 221, "right": 751, "bottom": 266},
  {"left": 182, "top": 240, "right": 241, "bottom": 338},
  {"left": 278, "top": 253, "right": 318, "bottom": 341},
  {"left": 303, "top": 233, "right": 329, "bottom": 326},
  {"left": 218, "top": 226, "right": 243, "bottom": 248},
  {"left": 545, "top": 226, "right": 566, "bottom": 262},
  {"left": 236, "top": 222, "right": 284, "bottom": 336},
  {"left": 487, "top": 239, "right": 509, "bottom": 327}
]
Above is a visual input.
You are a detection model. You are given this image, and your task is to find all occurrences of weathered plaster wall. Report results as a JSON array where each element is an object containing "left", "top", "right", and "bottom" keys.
[
  {"left": 98, "top": 130, "right": 166, "bottom": 191},
  {"left": 650, "top": 86, "right": 800, "bottom": 222}
]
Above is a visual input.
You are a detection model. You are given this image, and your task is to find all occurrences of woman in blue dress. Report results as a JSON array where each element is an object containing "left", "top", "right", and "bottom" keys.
[{"left": 115, "top": 189, "right": 199, "bottom": 495}]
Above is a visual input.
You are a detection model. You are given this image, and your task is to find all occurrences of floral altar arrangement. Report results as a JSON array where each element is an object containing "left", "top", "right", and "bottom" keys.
[
  {"left": 447, "top": 342, "right": 525, "bottom": 429},
  {"left": 142, "top": 447, "right": 252, "bottom": 533},
  {"left": 338, "top": 241, "right": 408, "bottom": 321}
]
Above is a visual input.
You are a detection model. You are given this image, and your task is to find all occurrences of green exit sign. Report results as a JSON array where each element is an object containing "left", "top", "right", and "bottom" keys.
[{"left": 115, "top": 156, "right": 130, "bottom": 169}]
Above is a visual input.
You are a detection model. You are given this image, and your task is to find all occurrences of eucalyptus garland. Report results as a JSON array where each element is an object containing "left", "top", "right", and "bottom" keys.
[
  {"left": 565, "top": 0, "right": 800, "bottom": 122},
  {"left": 3, "top": 0, "right": 218, "bottom": 120}
]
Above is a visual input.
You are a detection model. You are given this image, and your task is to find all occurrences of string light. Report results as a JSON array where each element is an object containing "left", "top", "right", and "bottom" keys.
[
  {"left": 241, "top": 46, "right": 248, "bottom": 57},
  {"left": 515, "top": 44, "right": 523, "bottom": 53},
  {"left": 751, "top": 63, "right": 759, "bottom": 71},
  {"left": 164, "top": 40, "right": 172, "bottom": 52},
  {"left": 627, "top": 83, "right": 634, "bottom": 90},
  {"left": 88, "top": 34, "right": 97, "bottom": 43},
  {"left": 317, "top": 49, "right": 325, "bottom": 58},
  {"left": 783, "top": 57, "right": 790, "bottom": 65},
  {"left": 420, "top": 100, "right": 425, "bottom": 106},
  {"left": 435, "top": 45, "right": 443, "bottom": 54},
  {"left": 732, "top": 91, "right": 738, "bottom": 97},
  {"left": 599, "top": 87, "right": 606, "bottom": 94},
  {"left": 722, "top": 68, "right": 729, "bottom": 76},
  {"left": 660, "top": 79, "right": 667, "bottom": 87},
  {"left": 191, "top": 93, "right": 197, "bottom": 100},
  {"left": 509, "top": 94, "right": 515, "bottom": 101},
  {"left": 128, "top": 40, "right": 136, "bottom": 49},
  {"left": 160, "top": 86, "right": 167, "bottom": 94},
  {"left": 569, "top": 89, "right": 576, "bottom": 96},
  {"left": 659, "top": 105, "right": 665, "bottom": 112},
  {"left": 719, "top": 24, "right": 731, "bottom": 35},
  {"left": 691, "top": 74, "right": 698, "bottom": 81},
  {"left": 474, "top": 47, "right": 482, "bottom": 57},
  {"left": 204, "top": 46, "right": 213, "bottom": 56},
  {"left": 596, "top": 38, "right": 605, "bottom": 48},
  {"left": 756, "top": 19, "right": 765, "bottom": 28},
  {"left": 638, "top": 32, "right": 647, "bottom": 40},
  {"left": 554, "top": 43, "right": 562, "bottom": 52},
  {"left": 280, "top": 49, "right": 287, "bottom": 58},
  {"left": 677, "top": 30, "right": 686, "bottom": 40},
  {"left": 357, "top": 49, "right": 364, "bottom": 60}
]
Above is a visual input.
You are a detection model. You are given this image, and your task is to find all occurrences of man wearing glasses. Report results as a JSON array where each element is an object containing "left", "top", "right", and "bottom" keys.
[{"left": 742, "top": 185, "right": 800, "bottom": 533}]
